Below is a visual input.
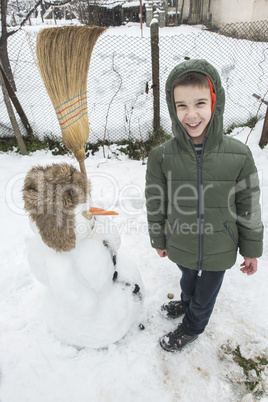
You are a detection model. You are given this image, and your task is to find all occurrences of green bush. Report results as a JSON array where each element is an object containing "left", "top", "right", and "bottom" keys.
[
  {"left": 0, "top": 126, "right": 172, "bottom": 161},
  {"left": 224, "top": 117, "right": 258, "bottom": 135},
  {"left": 116, "top": 126, "right": 172, "bottom": 161},
  {"left": 0, "top": 132, "right": 67, "bottom": 155}
]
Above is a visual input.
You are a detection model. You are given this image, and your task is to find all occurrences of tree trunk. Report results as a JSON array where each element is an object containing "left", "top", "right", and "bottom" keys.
[
  {"left": 0, "top": 0, "right": 17, "bottom": 91},
  {"left": 1, "top": 0, "right": 70, "bottom": 92}
]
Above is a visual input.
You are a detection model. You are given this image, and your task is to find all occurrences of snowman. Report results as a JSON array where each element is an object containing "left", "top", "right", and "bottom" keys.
[{"left": 23, "top": 163, "right": 144, "bottom": 349}]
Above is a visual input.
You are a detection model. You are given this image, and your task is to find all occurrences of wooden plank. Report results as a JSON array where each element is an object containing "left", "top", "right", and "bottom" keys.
[
  {"left": 151, "top": 20, "right": 160, "bottom": 131},
  {"left": 259, "top": 107, "right": 268, "bottom": 147},
  {"left": 0, "top": 69, "right": 28, "bottom": 154},
  {"left": 0, "top": 65, "right": 32, "bottom": 134}
]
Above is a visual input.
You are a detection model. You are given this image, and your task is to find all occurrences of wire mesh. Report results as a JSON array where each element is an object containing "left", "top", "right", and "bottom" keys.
[
  {"left": 0, "top": 22, "right": 267, "bottom": 144},
  {"left": 218, "top": 20, "right": 268, "bottom": 42}
]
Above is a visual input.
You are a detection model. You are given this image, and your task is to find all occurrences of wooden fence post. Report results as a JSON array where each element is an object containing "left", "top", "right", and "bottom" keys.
[
  {"left": 259, "top": 107, "right": 268, "bottom": 148},
  {"left": 0, "top": 65, "right": 32, "bottom": 135},
  {"left": 0, "top": 69, "right": 28, "bottom": 155},
  {"left": 253, "top": 93, "right": 268, "bottom": 147},
  {"left": 150, "top": 19, "right": 160, "bottom": 132}
]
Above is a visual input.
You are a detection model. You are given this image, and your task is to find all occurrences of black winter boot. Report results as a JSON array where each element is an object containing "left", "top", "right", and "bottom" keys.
[
  {"left": 160, "top": 300, "right": 188, "bottom": 319},
  {"left": 159, "top": 324, "right": 198, "bottom": 352}
]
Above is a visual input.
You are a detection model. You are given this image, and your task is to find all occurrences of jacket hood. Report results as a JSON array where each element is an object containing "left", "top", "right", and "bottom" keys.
[{"left": 166, "top": 59, "right": 225, "bottom": 152}]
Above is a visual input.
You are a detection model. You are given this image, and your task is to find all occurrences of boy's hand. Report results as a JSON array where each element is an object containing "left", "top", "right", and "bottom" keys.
[
  {"left": 240, "top": 257, "right": 258, "bottom": 275},
  {"left": 156, "top": 249, "right": 167, "bottom": 258}
]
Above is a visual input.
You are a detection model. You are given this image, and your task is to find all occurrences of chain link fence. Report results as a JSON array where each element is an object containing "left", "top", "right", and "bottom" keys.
[
  {"left": 218, "top": 20, "right": 268, "bottom": 42},
  {"left": 0, "top": 22, "right": 267, "bottom": 145}
]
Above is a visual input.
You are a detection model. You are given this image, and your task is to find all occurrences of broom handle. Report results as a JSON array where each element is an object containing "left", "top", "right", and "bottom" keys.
[
  {"left": 79, "top": 160, "right": 87, "bottom": 178},
  {"left": 74, "top": 149, "right": 87, "bottom": 178}
]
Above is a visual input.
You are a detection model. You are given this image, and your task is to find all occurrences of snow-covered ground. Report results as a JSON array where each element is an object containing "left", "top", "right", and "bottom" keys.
[{"left": 0, "top": 120, "right": 268, "bottom": 401}]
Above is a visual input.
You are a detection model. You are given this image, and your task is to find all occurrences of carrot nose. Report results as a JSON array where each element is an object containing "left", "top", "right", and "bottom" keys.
[{"left": 89, "top": 207, "right": 119, "bottom": 216}]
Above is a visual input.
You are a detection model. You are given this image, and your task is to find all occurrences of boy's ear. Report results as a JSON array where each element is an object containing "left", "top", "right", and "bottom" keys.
[{"left": 206, "top": 77, "right": 216, "bottom": 114}]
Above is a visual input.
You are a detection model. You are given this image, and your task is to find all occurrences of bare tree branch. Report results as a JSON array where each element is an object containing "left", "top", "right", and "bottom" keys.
[
  {"left": 245, "top": 89, "right": 268, "bottom": 145},
  {"left": 103, "top": 53, "right": 122, "bottom": 157},
  {"left": 7, "top": 0, "right": 72, "bottom": 38},
  {"left": 7, "top": 0, "right": 43, "bottom": 37}
]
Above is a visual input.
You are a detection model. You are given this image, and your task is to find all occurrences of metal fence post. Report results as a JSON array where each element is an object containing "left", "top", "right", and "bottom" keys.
[{"left": 150, "top": 19, "right": 160, "bottom": 131}]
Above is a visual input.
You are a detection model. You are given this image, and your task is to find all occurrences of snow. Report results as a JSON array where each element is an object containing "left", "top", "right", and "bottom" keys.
[
  {"left": 150, "top": 17, "right": 159, "bottom": 26},
  {"left": 2, "top": 20, "right": 266, "bottom": 144},
  {"left": 1, "top": 120, "right": 268, "bottom": 401},
  {"left": 1, "top": 18, "right": 268, "bottom": 401},
  {"left": 26, "top": 201, "right": 144, "bottom": 349},
  {"left": 122, "top": 1, "right": 146, "bottom": 9},
  {"left": 105, "top": 20, "right": 205, "bottom": 36},
  {"left": 10, "top": 19, "right": 205, "bottom": 36}
]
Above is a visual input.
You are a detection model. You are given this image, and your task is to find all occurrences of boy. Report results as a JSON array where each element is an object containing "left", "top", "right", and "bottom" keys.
[{"left": 145, "top": 59, "right": 263, "bottom": 352}]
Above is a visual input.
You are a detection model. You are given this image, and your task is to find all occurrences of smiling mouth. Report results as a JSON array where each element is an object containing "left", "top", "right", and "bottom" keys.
[{"left": 186, "top": 122, "right": 201, "bottom": 130}]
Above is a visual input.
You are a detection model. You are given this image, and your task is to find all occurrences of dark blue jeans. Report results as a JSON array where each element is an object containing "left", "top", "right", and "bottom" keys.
[{"left": 177, "top": 265, "right": 225, "bottom": 336}]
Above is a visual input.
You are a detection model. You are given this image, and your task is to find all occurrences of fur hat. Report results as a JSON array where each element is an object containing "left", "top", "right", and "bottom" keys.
[{"left": 23, "top": 163, "right": 90, "bottom": 252}]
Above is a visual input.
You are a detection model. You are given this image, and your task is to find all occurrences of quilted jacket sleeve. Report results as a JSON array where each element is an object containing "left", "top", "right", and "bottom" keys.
[
  {"left": 235, "top": 147, "right": 263, "bottom": 258},
  {"left": 145, "top": 148, "right": 168, "bottom": 250}
]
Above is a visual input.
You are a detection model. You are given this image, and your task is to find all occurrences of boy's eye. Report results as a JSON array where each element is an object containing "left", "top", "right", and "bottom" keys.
[
  {"left": 197, "top": 101, "right": 206, "bottom": 106},
  {"left": 176, "top": 104, "right": 186, "bottom": 108}
]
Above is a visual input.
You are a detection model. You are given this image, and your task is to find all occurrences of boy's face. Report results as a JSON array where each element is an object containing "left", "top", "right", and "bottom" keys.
[{"left": 174, "top": 85, "right": 212, "bottom": 144}]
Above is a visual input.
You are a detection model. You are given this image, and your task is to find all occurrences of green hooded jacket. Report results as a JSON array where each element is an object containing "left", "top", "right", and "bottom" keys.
[{"left": 145, "top": 59, "right": 263, "bottom": 272}]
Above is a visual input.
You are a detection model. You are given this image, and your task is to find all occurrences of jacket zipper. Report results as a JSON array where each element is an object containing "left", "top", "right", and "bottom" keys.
[
  {"left": 166, "top": 219, "right": 179, "bottom": 242},
  {"left": 224, "top": 222, "right": 238, "bottom": 247},
  {"left": 190, "top": 138, "right": 207, "bottom": 276}
]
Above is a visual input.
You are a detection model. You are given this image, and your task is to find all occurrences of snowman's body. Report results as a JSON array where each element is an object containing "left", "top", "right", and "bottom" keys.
[
  {"left": 29, "top": 214, "right": 143, "bottom": 348},
  {"left": 24, "top": 164, "right": 143, "bottom": 349}
]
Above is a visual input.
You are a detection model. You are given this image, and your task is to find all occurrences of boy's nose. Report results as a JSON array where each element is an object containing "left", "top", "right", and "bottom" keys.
[{"left": 186, "top": 108, "right": 197, "bottom": 118}]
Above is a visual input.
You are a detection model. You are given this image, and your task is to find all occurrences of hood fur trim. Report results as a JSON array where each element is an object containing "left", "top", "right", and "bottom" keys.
[{"left": 23, "top": 163, "right": 90, "bottom": 252}]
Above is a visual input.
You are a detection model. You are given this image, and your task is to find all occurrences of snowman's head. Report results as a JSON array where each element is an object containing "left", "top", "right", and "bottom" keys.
[
  {"left": 74, "top": 202, "right": 95, "bottom": 241},
  {"left": 23, "top": 163, "right": 90, "bottom": 252}
]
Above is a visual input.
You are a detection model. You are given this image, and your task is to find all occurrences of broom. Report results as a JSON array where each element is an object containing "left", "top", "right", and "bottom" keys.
[{"left": 36, "top": 26, "right": 106, "bottom": 177}]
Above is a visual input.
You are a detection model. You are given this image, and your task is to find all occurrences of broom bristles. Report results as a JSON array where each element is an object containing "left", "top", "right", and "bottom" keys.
[{"left": 36, "top": 26, "right": 106, "bottom": 156}]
